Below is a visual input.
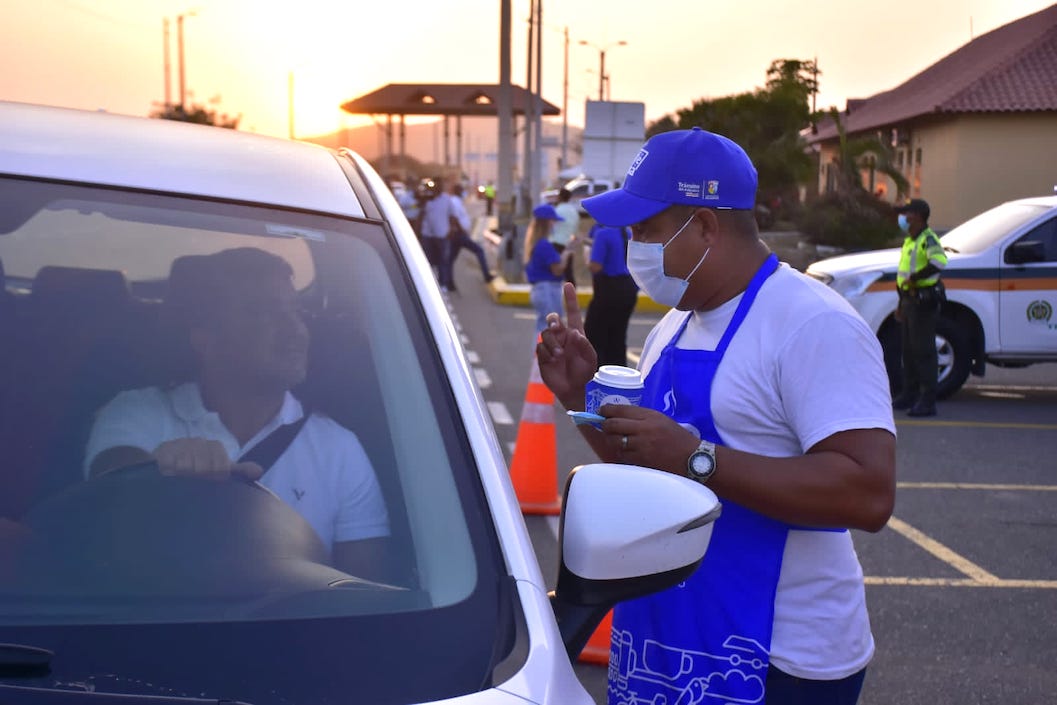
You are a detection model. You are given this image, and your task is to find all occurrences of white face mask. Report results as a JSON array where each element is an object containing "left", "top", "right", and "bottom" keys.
[
  {"left": 626, "top": 212, "right": 709, "bottom": 308},
  {"left": 897, "top": 213, "right": 910, "bottom": 232}
]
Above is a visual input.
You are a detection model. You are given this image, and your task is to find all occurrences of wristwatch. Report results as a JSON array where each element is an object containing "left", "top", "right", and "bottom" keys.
[{"left": 687, "top": 440, "right": 718, "bottom": 484}]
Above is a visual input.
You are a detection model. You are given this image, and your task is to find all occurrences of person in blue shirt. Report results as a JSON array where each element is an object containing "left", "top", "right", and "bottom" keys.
[
  {"left": 523, "top": 204, "right": 572, "bottom": 334},
  {"left": 583, "top": 223, "right": 638, "bottom": 366}
]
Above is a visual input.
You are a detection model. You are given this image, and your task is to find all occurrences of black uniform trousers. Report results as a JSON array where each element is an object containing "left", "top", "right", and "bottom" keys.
[
  {"left": 898, "top": 285, "right": 942, "bottom": 403},
  {"left": 584, "top": 273, "right": 639, "bottom": 368}
]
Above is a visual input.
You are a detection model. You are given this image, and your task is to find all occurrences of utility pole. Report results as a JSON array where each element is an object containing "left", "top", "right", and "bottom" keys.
[
  {"left": 162, "top": 18, "right": 171, "bottom": 108},
  {"left": 176, "top": 10, "right": 197, "bottom": 112},
  {"left": 521, "top": 0, "right": 536, "bottom": 217},
  {"left": 532, "top": 0, "right": 542, "bottom": 204},
  {"left": 561, "top": 26, "right": 569, "bottom": 170},
  {"left": 288, "top": 72, "right": 295, "bottom": 140},
  {"left": 579, "top": 39, "right": 627, "bottom": 102},
  {"left": 497, "top": 0, "right": 517, "bottom": 279}
]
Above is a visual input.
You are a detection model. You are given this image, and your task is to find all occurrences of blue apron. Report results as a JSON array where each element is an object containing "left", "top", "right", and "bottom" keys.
[{"left": 609, "top": 254, "right": 786, "bottom": 705}]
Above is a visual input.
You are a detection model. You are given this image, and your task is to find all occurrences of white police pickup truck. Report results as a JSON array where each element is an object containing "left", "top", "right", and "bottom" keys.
[{"left": 806, "top": 195, "right": 1057, "bottom": 398}]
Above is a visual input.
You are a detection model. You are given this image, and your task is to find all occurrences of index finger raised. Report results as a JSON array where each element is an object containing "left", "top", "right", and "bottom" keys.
[{"left": 562, "top": 282, "right": 584, "bottom": 333}]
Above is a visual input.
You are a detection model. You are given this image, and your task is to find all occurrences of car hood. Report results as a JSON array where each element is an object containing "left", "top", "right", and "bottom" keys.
[{"left": 808, "top": 247, "right": 901, "bottom": 276}]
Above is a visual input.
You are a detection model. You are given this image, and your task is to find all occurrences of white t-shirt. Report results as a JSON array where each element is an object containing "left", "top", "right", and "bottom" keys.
[
  {"left": 421, "top": 193, "right": 470, "bottom": 239},
  {"left": 638, "top": 263, "right": 896, "bottom": 680},
  {"left": 84, "top": 383, "right": 390, "bottom": 552},
  {"left": 551, "top": 202, "right": 581, "bottom": 246}
]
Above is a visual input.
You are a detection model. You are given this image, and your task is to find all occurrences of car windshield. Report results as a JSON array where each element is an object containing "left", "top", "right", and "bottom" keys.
[
  {"left": 0, "top": 177, "right": 514, "bottom": 705},
  {"left": 939, "top": 201, "right": 1051, "bottom": 254}
]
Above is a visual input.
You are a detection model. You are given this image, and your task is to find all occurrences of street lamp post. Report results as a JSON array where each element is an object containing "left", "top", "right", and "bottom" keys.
[
  {"left": 176, "top": 10, "right": 197, "bottom": 113},
  {"left": 579, "top": 39, "right": 626, "bottom": 101}
]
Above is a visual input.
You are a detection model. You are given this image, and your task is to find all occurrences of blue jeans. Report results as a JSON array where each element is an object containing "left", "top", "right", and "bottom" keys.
[
  {"left": 421, "top": 237, "right": 452, "bottom": 289},
  {"left": 765, "top": 665, "right": 866, "bottom": 705},
  {"left": 530, "top": 280, "right": 563, "bottom": 333}
]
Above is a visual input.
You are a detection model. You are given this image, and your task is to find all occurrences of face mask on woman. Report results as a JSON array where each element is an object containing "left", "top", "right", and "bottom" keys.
[
  {"left": 626, "top": 211, "right": 709, "bottom": 309},
  {"left": 897, "top": 213, "right": 910, "bottom": 232}
]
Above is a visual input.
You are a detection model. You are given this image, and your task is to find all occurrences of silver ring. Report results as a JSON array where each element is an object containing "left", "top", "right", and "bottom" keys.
[{"left": 621, "top": 435, "right": 628, "bottom": 451}]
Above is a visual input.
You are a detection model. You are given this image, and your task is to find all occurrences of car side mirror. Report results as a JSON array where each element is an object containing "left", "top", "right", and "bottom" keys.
[
  {"left": 549, "top": 463, "right": 721, "bottom": 660},
  {"left": 1006, "top": 240, "right": 1045, "bottom": 264}
]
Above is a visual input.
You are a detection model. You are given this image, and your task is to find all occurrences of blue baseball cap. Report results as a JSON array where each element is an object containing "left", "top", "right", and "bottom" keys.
[
  {"left": 532, "top": 203, "right": 564, "bottom": 221},
  {"left": 582, "top": 127, "right": 758, "bottom": 227}
]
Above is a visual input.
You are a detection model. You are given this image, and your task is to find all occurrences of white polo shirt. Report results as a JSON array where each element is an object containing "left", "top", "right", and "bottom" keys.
[
  {"left": 639, "top": 264, "right": 896, "bottom": 681},
  {"left": 84, "top": 383, "right": 390, "bottom": 551}
]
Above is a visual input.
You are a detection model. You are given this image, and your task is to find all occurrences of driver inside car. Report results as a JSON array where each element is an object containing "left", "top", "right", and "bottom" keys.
[{"left": 83, "top": 247, "right": 391, "bottom": 581}]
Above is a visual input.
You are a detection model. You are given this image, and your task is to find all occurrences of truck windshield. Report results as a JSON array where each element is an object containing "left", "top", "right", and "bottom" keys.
[{"left": 940, "top": 202, "right": 1051, "bottom": 254}]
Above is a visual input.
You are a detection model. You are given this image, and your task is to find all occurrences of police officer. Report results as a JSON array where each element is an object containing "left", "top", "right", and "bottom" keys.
[{"left": 893, "top": 198, "right": 948, "bottom": 417}]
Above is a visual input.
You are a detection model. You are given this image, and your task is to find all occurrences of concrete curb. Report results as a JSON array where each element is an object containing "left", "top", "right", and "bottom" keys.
[{"left": 485, "top": 275, "right": 669, "bottom": 314}]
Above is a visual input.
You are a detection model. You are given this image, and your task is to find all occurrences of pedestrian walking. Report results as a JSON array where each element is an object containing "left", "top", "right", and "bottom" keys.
[
  {"left": 536, "top": 127, "right": 896, "bottom": 705},
  {"left": 583, "top": 223, "right": 638, "bottom": 367},
  {"left": 892, "top": 198, "right": 947, "bottom": 417},
  {"left": 447, "top": 183, "right": 494, "bottom": 286},
  {"left": 551, "top": 188, "right": 581, "bottom": 286},
  {"left": 419, "top": 179, "right": 455, "bottom": 291},
  {"left": 483, "top": 182, "right": 496, "bottom": 215},
  {"left": 524, "top": 203, "right": 572, "bottom": 334}
]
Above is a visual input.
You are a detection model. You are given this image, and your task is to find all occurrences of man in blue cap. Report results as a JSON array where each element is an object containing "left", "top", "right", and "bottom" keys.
[{"left": 536, "top": 127, "right": 896, "bottom": 705}]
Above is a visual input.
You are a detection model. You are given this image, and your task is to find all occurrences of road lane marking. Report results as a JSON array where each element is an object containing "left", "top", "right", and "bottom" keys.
[
  {"left": 865, "top": 577, "right": 1057, "bottom": 588},
  {"left": 474, "top": 367, "right": 492, "bottom": 389},
  {"left": 487, "top": 401, "right": 514, "bottom": 425},
  {"left": 466, "top": 350, "right": 480, "bottom": 364},
  {"left": 896, "top": 419, "right": 1057, "bottom": 430},
  {"left": 898, "top": 482, "right": 1057, "bottom": 491},
  {"left": 885, "top": 516, "right": 1000, "bottom": 583}
]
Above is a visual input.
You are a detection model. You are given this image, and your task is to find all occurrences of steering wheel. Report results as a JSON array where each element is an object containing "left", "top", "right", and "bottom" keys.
[{"left": 16, "top": 468, "right": 337, "bottom": 600}]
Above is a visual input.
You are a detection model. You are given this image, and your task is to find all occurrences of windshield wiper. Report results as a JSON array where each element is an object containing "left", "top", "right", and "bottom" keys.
[{"left": 0, "top": 647, "right": 252, "bottom": 703}]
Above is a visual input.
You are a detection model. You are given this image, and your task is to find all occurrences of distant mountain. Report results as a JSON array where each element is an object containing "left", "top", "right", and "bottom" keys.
[{"left": 297, "top": 117, "right": 582, "bottom": 186}]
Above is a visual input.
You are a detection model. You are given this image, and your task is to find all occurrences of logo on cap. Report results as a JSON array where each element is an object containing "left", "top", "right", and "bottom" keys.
[
  {"left": 627, "top": 148, "right": 649, "bottom": 176},
  {"left": 707, "top": 180, "right": 719, "bottom": 195}
]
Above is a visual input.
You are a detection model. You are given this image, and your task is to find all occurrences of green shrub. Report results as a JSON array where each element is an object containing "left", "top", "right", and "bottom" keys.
[{"left": 797, "top": 194, "right": 902, "bottom": 251}]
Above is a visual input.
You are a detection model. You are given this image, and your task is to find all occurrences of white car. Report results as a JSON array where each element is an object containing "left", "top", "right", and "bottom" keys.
[
  {"left": 806, "top": 196, "right": 1057, "bottom": 398},
  {"left": 0, "top": 101, "right": 720, "bottom": 705}
]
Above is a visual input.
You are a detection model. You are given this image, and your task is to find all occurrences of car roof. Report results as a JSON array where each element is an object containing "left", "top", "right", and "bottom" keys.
[
  {"left": 0, "top": 101, "right": 365, "bottom": 218},
  {"left": 1008, "top": 194, "right": 1057, "bottom": 209}
]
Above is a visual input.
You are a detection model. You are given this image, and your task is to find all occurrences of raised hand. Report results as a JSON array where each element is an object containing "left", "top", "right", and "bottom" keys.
[{"left": 536, "top": 282, "right": 598, "bottom": 409}]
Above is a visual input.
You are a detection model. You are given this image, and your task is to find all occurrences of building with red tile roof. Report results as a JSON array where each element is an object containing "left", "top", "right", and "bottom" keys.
[{"left": 808, "top": 3, "right": 1057, "bottom": 229}]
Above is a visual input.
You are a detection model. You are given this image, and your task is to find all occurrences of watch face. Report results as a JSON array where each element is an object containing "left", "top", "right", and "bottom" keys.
[{"left": 691, "top": 452, "right": 715, "bottom": 476}]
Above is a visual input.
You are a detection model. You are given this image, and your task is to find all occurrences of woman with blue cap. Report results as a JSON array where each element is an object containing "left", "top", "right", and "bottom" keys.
[{"left": 523, "top": 203, "right": 572, "bottom": 334}]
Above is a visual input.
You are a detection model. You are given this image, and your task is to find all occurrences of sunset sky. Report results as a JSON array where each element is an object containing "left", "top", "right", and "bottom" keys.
[{"left": 2, "top": 0, "right": 1054, "bottom": 140}]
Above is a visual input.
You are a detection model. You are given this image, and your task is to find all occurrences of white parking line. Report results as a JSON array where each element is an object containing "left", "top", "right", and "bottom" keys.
[
  {"left": 487, "top": 401, "right": 514, "bottom": 425},
  {"left": 474, "top": 367, "right": 492, "bottom": 389}
]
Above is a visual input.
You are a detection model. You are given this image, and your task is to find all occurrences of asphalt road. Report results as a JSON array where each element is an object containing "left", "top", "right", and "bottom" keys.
[{"left": 443, "top": 232, "right": 1057, "bottom": 705}]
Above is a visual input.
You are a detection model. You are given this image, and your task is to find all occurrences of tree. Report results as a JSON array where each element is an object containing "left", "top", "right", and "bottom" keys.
[
  {"left": 647, "top": 59, "right": 819, "bottom": 215},
  {"left": 825, "top": 108, "right": 907, "bottom": 197},
  {"left": 150, "top": 102, "right": 240, "bottom": 129},
  {"left": 796, "top": 109, "right": 907, "bottom": 250}
]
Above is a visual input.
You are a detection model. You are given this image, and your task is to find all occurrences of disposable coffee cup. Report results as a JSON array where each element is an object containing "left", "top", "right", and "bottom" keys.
[{"left": 585, "top": 365, "right": 644, "bottom": 415}]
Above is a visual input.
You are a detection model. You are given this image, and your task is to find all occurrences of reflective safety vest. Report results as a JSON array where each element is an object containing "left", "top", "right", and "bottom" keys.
[{"left": 897, "top": 226, "right": 947, "bottom": 290}]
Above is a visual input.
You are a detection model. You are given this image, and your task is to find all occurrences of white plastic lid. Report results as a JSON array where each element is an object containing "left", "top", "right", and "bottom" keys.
[{"left": 593, "top": 364, "right": 644, "bottom": 389}]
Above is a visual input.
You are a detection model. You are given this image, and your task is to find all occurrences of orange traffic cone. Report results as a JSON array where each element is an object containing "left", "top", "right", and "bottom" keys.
[
  {"left": 509, "top": 354, "right": 561, "bottom": 515},
  {"left": 579, "top": 609, "right": 613, "bottom": 665}
]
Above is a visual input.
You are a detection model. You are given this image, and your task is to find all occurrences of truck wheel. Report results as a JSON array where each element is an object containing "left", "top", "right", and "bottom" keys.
[
  {"left": 935, "top": 317, "right": 971, "bottom": 399},
  {"left": 878, "top": 317, "right": 972, "bottom": 400}
]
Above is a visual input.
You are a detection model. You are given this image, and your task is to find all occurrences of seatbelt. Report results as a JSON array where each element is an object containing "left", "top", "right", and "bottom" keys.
[{"left": 238, "top": 410, "right": 311, "bottom": 473}]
